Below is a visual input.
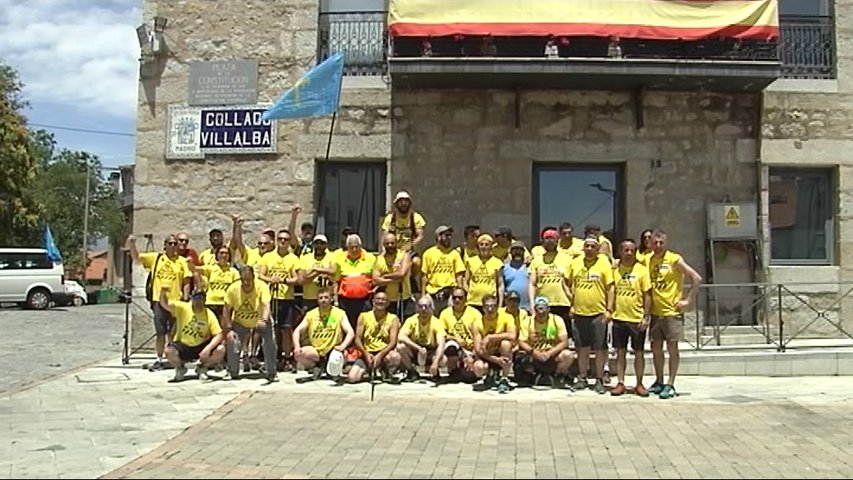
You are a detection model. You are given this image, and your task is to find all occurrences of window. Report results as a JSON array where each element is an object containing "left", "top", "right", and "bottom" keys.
[
  {"left": 532, "top": 165, "right": 624, "bottom": 244},
  {"left": 769, "top": 168, "right": 834, "bottom": 265},
  {"left": 778, "top": 0, "right": 835, "bottom": 79},
  {"left": 318, "top": 0, "right": 387, "bottom": 76},
  {"left": 0, "top": 253, "right": 53, "bottom": 270},
  {"left": 316, "top": 161, "right": 386, "bottom": 252}
]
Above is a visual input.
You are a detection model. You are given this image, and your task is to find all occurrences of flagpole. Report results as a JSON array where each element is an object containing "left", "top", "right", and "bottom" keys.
[{"left": 314, "top": 60, "right": 344, "bottom": 236}]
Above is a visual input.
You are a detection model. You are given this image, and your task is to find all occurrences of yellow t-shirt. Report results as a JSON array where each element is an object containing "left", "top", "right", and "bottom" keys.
[
  {"left": 530, "top": 252, "right": 572, "bottom": 307},
  {"left": 171, "top": 300, "right": 221, "bottom": 347},
  {"left": 636, "top": 251, "right": 652, "bottom": 266},
  {"left": 440, "top": 306, "right": 482, "bottom": 350},
  {"left": 381, "top": 211, "right": 426, "bottom": 251},
  {"left": 400, "top": 314, "right": 445, "bottom": 347},
  {"left": 479, "top": 311, "right": 513, "bottom": 353},
  {"left": 241, "top": 246, "right": 264, "bottom": 267},
  {"left": 648, "top": 251, "right": 684, "bottom": 317},
  {"left": 531, "top": 238, "right": 584, "bottom": 259},
  {"left": 375, "top": 251, "right": 411, "bottom": 300},
  {"left": 259, "top": 250, "right": 299, "bottom": 300},
  {"left": 465, "top": 255, "right": 503, "bottom": 306},
  {"left": 613, "top": 262, "right": 652, "bottom": 323},
  {"left": 499, "top": 307, "right": 528, "bottom": 339},
  {"left": 335, "top": 250, "right": 376, "bottom": 278},
  {"left": 520, "top": 314, "right": 567, "bottom": 351},
  {"left": 303, "top": 306, "right": 346, "bottom": 355},
  {"left": 568, "top": 255, "right": 614, "bottom": 316},
  {"left": 421, "top": 246, "right": 465, "bottom": 294},
  {"left": 599, "top": 235, "right": 614, "bottom": 258},
  {"left": 198, "top": 248, "right": 216, "bottom": 267},
  {"left": 199, "top": 264, "right": 240, "bottom": 305},
  {"left": 140, "top": 252, "right": 192, "bottom": 302},
  {"left": 360, "top": 310, "right": 399, "bottom": 353},
  {"left": 224, "top": 279, "right": 271, "bottom": 328},
  {"left": 298, "top": 250, "right": 336, "bottom": 300},
  {"left": 461, "top": 245, "right": 479, "bottom": 262}
]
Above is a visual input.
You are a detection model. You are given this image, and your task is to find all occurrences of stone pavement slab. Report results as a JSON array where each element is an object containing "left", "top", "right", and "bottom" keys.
[{"left": 4, "top": 354, "right": 853, "bottom": 479}]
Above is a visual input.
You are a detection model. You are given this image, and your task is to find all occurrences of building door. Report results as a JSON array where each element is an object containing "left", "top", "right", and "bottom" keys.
[
  {"left": 532, "top": 164, "right": 624, "bottom": 245},
  {"left": 316, "top": 161, "right": 386, "bottom": 252}
]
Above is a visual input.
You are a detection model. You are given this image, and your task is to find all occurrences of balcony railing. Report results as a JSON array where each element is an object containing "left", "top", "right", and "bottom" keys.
[
  {"left": 318, "top": 11, "right": 387, "bottom": 76},
  {"left": 779, "top": 15, "right": 835, "bottom": 79}
]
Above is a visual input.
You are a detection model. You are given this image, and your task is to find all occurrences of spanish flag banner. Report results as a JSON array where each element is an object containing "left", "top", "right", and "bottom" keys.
[{"left": 388, "top": 0, "right": 779, "bottom": 41}]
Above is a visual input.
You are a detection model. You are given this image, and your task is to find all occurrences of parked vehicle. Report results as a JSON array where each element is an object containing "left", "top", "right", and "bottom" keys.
[
  {"left": 63, "top": 280, "right": 88, "bottom": 307},
  {"left": 0, "top": 248, "right": 69, "bottom": 309}
]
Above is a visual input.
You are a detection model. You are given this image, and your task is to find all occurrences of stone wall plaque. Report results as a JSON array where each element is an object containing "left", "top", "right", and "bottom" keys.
[{"left": 187, "top": 59, "right": 259, "bottom": 106}]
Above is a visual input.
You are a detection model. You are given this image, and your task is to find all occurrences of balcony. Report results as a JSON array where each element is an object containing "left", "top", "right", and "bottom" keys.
[
  {"left": 317, "top": 11, "right": 387, "bottom": 76},
  {"left": 779, "top": 15, "right": 835, "bottom": 79}
]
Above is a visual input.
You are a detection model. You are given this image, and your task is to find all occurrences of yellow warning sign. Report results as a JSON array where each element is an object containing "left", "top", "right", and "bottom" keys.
[{"left": 724, "top": 206, "right": 741, "bottom": 227}]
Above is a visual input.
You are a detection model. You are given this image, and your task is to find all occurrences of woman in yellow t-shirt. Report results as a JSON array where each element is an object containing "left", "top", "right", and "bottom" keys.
[{"left": 198, "top": 246, "right": 241, "bottom": 320}]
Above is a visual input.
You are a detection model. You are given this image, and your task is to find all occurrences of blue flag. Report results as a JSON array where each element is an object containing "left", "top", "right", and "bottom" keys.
[
  {"left": 43, "top": 225, "right": 62, "bottom": 262},
  {"left": 261, "top": 53, "right": 344, "bottom": 121}
]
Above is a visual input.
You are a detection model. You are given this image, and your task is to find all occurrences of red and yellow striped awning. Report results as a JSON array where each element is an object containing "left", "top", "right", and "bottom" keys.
[{"left": 388, "top": 0, "right": 779, "bottom": 40}]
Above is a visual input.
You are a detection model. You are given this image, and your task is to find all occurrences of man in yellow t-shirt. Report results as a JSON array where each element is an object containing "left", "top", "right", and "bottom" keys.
[
  {"left": 472, "top": 295, "right": 516, "bottom": 393},
  {"left": 493, "top": 226, "right": 532, "bottom": 263},
  {"left": 127, "top": 234, "right": 193, "bottom": 371},
  {"left": 645, "top": 230, "right": 702, "bottom": 400},
  {"left": 197, "top": 246, "right": 241, "bottom": 320},
  {"left": 292, "top": 288, "right": 355, "bottom": 382},
  {"left": 531, "top": 222, "right": 584, "bottom": 259},
  {"left": 421, "top": 226, "right": 465, "bottom": 312},
  {"left": 458, "top": 225, "right": 481, "bottom": 262},
  {"left": 500, "top": 290, "right": 529, "bottom": 338},
  {"left": 222, "top": 266, "right": 276, "bottom": 383},
  {"left": 465, "top": 234, "right": 504, "bottom": 311},
  {"left": 335, "top": 234, "right": 376, "bottom": 327},
  {"left": 373, "top": 233, "right": 413, "bottom": 317},
  {"left": 609, "top": 239, "right": 652, "bottom": 397},
  {"left": 567, "top": 235, "right": 614, "bottom": 394},
  {"left": 529, "top": 227, "right": 573, "bottom": 324},
  {"left": 382, "top": 191, "right": 426, "bottom": 293},
  {"left": 258, "top": 229, "right": 301, "bottom": 371},
  {"left": 198, "top": 228, "right": 226, "bottom": 266},
  {"left": 439, "top": 287, "right": 483, "bottom": 382},
  {"left": 297, "top": 234, "right": 337, "bottom": 312},
  {"left": 158, "top": 286, "right": 225, "bottom": 382},
  {"left": 515, "top": 296, "right": 574, "bottom": 388},
  {"left": 397, "top": 294, "right": 446, "bottom": 381},
  {"left": 349, "top": 291, "right": 402, "bottom": 383}
]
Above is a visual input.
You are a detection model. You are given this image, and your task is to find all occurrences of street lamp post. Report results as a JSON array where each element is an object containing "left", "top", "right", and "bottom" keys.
[{"left": 81, "top": 162, "right": 90, "bottom": 274}]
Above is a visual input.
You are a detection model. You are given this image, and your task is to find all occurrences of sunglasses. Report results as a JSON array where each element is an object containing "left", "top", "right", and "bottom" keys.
[
  {"left": 451, "top": 295, "right": 464, "bottom": 300},
  {"left": 166, "top": 241, "right": 178, "bottom": 246},
  {"left": 417, "top": 304, "right": 431, "bottom": 309},
  {"left": 258, "top": 241, "right": 270, "bottom": 245},
  {"left": 177, "top": 239, "right": 189, "bottom": 243},
  {"left": 484, "top": 304, "right": 497, "bottom": 309}
]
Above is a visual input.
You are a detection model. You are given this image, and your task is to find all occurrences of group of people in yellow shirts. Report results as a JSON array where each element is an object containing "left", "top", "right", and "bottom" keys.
[{"left": 127, "top": 191, "right": 702, "bottom": 399}]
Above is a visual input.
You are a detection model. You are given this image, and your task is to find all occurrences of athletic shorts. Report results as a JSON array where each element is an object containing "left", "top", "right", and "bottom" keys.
[
  {"left": 650, "top": 315, "right": 684, "bottom": 342},
  {"left": 573, "top": 314, "right": 608, "bottom": 350},
  {"left": 513, "top": 350, "right": 557, "bottom": 376},
  {"left": 273, "top": 299, "right": 296, "bottom": 329},
  {"left": 612, "top": 319, "right": 647, "bottom": 351},
  {"left": 171, "top": 340, "right": 211, "bottom": 362},
  {"left": 151, "top": 302, "right": 174, "bottom": 336}
]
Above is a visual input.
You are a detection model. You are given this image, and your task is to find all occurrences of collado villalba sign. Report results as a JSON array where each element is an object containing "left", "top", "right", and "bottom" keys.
[{"left": 166, "top": 104, "right": 277, "bottom": 159}]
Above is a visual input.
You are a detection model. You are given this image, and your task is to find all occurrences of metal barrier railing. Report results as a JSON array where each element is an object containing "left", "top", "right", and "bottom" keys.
[
  {"left": 779, "top": 15, "right": 835, "bottom": 79},
  {"left": 318, "top": 11, "right": 388, "bottom": 76},
  {"left": 688, "top": 281, "right": 853, "bottom": 352}
]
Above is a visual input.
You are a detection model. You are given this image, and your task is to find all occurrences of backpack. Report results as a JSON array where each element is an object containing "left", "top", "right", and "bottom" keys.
[{"left": 144, "top": 253, "right": 163, "bottom": 303}]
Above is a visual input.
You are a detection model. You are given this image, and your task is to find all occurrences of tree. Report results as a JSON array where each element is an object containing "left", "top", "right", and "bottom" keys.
[
  {"left": 0, "top": 62, "right": 41, "bottom": 245},
  {"left": 34, "top": 150, "right": 125, "bottom": 273}
]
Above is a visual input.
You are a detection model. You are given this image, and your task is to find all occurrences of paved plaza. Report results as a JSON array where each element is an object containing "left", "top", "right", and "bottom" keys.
[{"left": 1, "top": 306, "right": 853, "bottom": 479}]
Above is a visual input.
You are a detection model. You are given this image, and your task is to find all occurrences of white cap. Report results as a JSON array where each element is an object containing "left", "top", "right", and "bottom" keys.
[
  {"left": 313, "top": 234, "right": 328, "bottom": 243},
  {"left": 326, "top": 349, "right": 344, "bottom": 377},
  {"left": 394, "top": 191, "right": 411, "bottom": 202}
]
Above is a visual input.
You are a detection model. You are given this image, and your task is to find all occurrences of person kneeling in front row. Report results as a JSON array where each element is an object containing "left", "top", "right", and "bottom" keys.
[
  {"left": 292, "top": 287, "right": 355, "bottom": 382},
  {"left": 397, "top": 294, "right": 446, "bottom": 382},
  {"left": 158, "top": 286, "right": 225, "bottom": 382},
  {"left": 473, "top": 294, "right": 516, "bottom": 393},
  {"left": 348, "top": 291, "right": 402, "bottom": 383},
  {"left": 514, "top": 296, "right": 574, "bottom": 388}
]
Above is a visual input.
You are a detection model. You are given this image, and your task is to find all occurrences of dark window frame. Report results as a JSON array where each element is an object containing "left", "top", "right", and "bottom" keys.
[
  {"left": 315, "top": 160, "right": 387, "bottom": 252},
  {"left": 768, "top": 167, "right": 835, "bottom": 266}
]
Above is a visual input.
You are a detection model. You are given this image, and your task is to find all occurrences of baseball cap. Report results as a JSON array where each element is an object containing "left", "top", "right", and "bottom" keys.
[
  {"left": 534, "top": 296, "right": 550, "bottom": 307},
  {"left": 510, "top": 240, "right": 526, "bottom": 250},
  {"left": 494, "top": 225, "right": 513, "bottom": 237},
  {"left": 326, "top": 349, "right": 344, "bottom": 377},
  {"left": 506, "top": 290, "right": 521, "bottom": 301},
  {"left": 313, "top": 234, "right": 328, "bottom": 243},
  {"left": 435, "top": 225, "right": 453, "bottom": 236},
  {"left": 190, "top": 290, "right": 206, "bottom": 301},
  {"left": 394, "top": 191, "right": 411, "bottom": 202},
  {"left": 444, "top": 340, "right": 461, "bottom": 357}
]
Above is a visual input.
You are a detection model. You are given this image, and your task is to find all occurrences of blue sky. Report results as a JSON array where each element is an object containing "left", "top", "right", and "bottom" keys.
[{"left": 0, "top": 0, "right": 140, "bottom": 168}]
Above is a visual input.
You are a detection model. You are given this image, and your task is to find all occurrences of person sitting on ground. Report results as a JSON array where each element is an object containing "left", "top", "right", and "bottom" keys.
[
  {"left": 158, "top": 285, "right": 225, "bottom": 382},
  {"left": 439, "top": 287, "right": 483, "bottom": 383},
  {"left": 473, "top": 294, "right": 516, "bottom": 394},
  {"left": 348, "top": 291, "right": 402, "bottom": 383},
  {"left": 397, "top": 294, "right": 446, "bottom": 382},
  {"left": 514, "top": 296, "right": 574, "bottom": 388},
  {"left": 221, "top": 265, "right": 277, "bottom": 383},
  {"left": 292, "top": 287, "right": 355, "bottom": 382}
]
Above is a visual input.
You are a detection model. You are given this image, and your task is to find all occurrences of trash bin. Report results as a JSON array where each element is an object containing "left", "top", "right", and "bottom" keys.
[{"left": 96, "top": 288, "right": 120, "bottom": 304}]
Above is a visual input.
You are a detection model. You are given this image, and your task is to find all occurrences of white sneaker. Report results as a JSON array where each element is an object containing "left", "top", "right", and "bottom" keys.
[
  {"left": 172, "top": 365, "right": 187, "bottom": 382},
  {"left": 195, "top": 364, "right": 209, "bottom": 380}
]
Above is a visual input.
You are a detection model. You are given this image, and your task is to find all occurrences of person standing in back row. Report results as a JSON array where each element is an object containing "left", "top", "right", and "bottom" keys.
[
  {"left": 382, "top": 191, "right": 426, "bottom": 292},
  {"left": 645, "top": 229, "right": 702, "bottom": 400}
]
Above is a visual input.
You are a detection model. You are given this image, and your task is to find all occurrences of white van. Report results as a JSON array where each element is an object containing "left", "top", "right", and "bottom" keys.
[{"left": 0, "top": 248, "right": 69, "bottom": 309}]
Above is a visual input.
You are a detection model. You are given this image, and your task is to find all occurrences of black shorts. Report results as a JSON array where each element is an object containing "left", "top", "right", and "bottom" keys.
[
  {"left": 612, "top": 320, "right": 647, "bottom": 351},
  {"left": 550, "top": 306, "right": 573, "bottom": 331},
  {"left": 573, "top": 314, "right": 608, "bottom": 350},
  {"left": 513, "top": 350, "right": 557, "bottom": 376},
  {"left": 206, "top": 304, "right": 224, "bottom": 321},
  {"left": 151, "top": 302, "right": 174, "bottom": 336},
  {"left": 171, "top": 340, "right": 211, "bottom": 362},
  {"left": 273, "top": 299, "right": 296, "bottom": 329}
]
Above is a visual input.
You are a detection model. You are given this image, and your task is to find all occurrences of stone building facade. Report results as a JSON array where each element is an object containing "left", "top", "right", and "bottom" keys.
[{"left": 131, "top": 0, "right": 851, "bottom": 347}]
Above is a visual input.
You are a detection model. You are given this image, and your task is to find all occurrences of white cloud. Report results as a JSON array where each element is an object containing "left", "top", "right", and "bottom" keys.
[{"left": 0, "top": 0, "right": 141, "bottom": 120}]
